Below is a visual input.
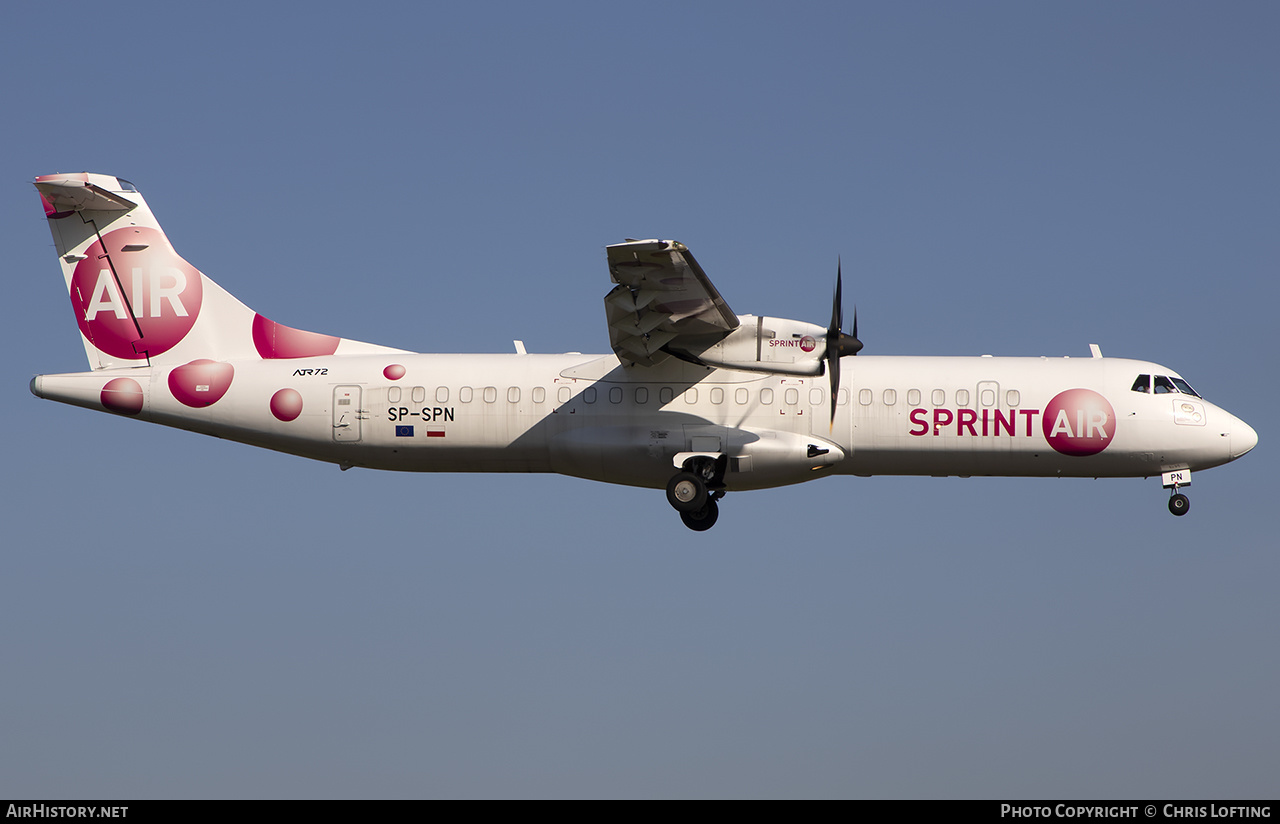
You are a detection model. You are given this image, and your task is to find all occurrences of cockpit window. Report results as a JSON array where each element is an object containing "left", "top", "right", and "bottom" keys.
[{"left": 1135, "top": 373, "right": 1202, "bottom": 398}]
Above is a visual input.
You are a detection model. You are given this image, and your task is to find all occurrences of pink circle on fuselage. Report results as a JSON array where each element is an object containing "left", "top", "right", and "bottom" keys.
[
  {"left": 270, "top": 388, "right": 304, "bottom": 421},
  {"left": 168, "top": 359, "right": 234, "bottom": 408},
  {"left": 384, "top": 364, "right": 406, "bottom": 380},
  {"left": 1042, "top": 388, "right": 1116, "bottom": 457},
  {"left": 101, "top": 377, "right": 144, "bottom": 415}
]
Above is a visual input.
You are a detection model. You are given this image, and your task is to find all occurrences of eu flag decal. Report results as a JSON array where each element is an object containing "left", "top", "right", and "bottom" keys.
[{"left": 395, "top": 425, "right": 414, "bottom": 437}]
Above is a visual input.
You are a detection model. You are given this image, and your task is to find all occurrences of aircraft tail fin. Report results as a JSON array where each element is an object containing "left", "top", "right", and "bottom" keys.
[{"left": 36, "top": 173, "right": 403, "bottom": 370}]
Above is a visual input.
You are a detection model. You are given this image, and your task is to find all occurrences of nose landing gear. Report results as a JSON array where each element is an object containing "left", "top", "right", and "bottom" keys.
[{"left": 1162, "top": 469, "right": 1191, "bottom": 517}]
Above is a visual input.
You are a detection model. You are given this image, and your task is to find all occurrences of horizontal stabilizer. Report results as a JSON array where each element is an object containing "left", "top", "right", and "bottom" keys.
[{"left": 36, "top": 174, "right": 136, "bottom": 213}]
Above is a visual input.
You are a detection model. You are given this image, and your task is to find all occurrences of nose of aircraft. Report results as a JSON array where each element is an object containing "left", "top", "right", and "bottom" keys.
[{"left": 1233, "top": 415, "right": 1258, "bottom": 459}]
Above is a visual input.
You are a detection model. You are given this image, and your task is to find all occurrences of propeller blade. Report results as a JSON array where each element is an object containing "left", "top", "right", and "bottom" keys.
[
  {"left": 825, "top": 258, "right": 863, "bottom": 429},
  {"left": 831, "top": 259, "right": 843, "bottom": 335},
  {"left": 827, "top": 259, "right": 843, "bottom": 429},
  {"left": 829, "top": 349, "right": 840, "bottom": 429}
]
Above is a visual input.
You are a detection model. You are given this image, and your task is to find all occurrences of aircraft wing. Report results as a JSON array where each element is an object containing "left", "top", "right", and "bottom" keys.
[{"left": 605, "top": 239, "right": 739, "bottom": 366}]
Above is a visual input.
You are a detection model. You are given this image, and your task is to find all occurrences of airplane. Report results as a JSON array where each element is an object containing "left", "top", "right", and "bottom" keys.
[{"left": 30, "top": 172, "right": 1258, "bottom": 531}]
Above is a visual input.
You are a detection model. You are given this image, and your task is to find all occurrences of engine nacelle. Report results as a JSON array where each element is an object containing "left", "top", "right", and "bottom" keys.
[{"left": 672, "top": 315, "right": 827, "bottom": 376}]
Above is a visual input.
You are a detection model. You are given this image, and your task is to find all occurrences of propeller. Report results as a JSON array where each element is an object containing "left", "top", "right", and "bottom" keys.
[{"left": 826, "top": 258, "right": 863, "bottom": 427}]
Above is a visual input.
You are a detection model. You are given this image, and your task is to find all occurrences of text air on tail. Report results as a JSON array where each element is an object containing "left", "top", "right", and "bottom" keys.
[{"left": 35, "top": 172, "right": 399, "bottom": 371}]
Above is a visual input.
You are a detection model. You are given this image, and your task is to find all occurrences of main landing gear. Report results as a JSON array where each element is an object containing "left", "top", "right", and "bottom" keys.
[{"left": 667, "top": 456, "right": 728, "bottom": 532}]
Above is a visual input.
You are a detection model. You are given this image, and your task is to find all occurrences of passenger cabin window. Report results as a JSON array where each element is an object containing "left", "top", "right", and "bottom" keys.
[
  {"left": 907, "top": 389, "right": 921, "bottom": 406},
  {"left": 659, "top": 387, "right": 674, "bottom": 405},
  {"left": 532, "top": 387, "right": 546, "bottom": 404},
  {"left": 932, "top": 389, "right": 945, "bottom": 406},
  {"left": 785, "top": 388, "right": 799, "bottom": 405},
  {"left": 412, "top": 386, "right": 426, "bottom": 404},
  {"left": 508, "top": 387, "right": 520, "bottom": 403},
  {"left": 558, "top": 386, "right": 571, "bottom": 403},
  {"left": 609, "top": 387, "right": 622, "bottom": 404},
  {"left": 1131, "top": 375, "right": 1150, "bottom": 393},
  {"left": 388, "top": 386, "right": 402, "bottom": 403},
  {"left": 710, "top": 388, "right": 724, "bottom": 405},
  {"left": 436, "top": 387, "right": 449, "bottom": 403},
  {"left": 956, "top": 389, "right": 969, "bottom": 406},
  {"left": 760, "top": 388, "right": 774, "bottom": 405},
  {"left": 1007, "top": 390, "right": 1021, "bottom": 407},
  {"left": 685, "top": 388, "right": 698, "bottom": 404},
  {"left": 584, "top": 387, "right": 597, "bottom": 403},
  {"left": 460, "top": 386, "right": 474, "bottom": 403},
  {"left": 483, "top": 387, "right": 497, "bottom": 403},
  {"left": 736, "top": 388, "right": 749, "bottom": 405},
  {"left": 636, "top": 387, "right": 648, "bottom": 404},
  {"left": 883, "top": 389, "right": 897, "bottom": 406},
  {"left": 859, "top": 388, "right": 873, "bottom": 405}
]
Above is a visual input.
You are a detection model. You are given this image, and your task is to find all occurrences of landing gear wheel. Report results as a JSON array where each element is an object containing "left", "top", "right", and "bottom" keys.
[
  {"left": 667, "top": 471, "right": 708, "bottom": 513},
  {"left": 1168, "top": 493, "right": 1190, "bottom": 516},
  {"left": 680, "top": 500, "right": 719, "bottom": 531}
]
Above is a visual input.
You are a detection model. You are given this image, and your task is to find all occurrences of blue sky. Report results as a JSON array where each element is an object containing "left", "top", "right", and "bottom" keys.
[{"left": 2, "top": 1, "right": 1276, "bottom": 799}]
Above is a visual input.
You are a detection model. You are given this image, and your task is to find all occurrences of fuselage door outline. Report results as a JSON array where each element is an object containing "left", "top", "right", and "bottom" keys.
[{"left": 333, "top": 385, "right": 363, "bottom": 443}]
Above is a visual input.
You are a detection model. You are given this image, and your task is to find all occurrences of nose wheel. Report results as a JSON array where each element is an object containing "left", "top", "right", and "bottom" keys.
[{"left": 1161, "top": 470, "right": 1191, "bottom": 517}]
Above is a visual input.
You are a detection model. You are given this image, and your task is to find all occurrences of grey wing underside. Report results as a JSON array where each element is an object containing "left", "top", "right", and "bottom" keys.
[{"left": 604, "top": 239, "right": 739, "bottom": 367}]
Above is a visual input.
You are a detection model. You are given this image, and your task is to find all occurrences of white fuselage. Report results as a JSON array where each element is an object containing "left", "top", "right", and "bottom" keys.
[{"left": 32, "top": 351, "right": 1256, "bottom": 492}]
